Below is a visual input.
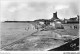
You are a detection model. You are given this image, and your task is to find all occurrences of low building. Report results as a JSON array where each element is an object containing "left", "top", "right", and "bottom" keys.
[{"left": 63, "top": 15, "right": 79, "bottom": 24}]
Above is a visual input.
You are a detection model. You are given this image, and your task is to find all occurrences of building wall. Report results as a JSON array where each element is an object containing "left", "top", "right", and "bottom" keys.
[
  {"left": 50, "top": 22, "right": 64, "bottom": 29},
  {"left": 50, "top": 22, "right": 55, "bottom": 27},
  {"left": 39, "top": 21, "right": 44, "bottom": 25}
]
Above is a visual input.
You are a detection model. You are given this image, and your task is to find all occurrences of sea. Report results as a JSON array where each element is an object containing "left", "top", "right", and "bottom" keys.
[{"left": 0, "top": 22, "right": 36, "bottom": 46}]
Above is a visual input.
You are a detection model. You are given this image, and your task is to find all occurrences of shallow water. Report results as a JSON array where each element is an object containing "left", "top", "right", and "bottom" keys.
[{"left": 1, "top": 22, "right": 36, "bottom": 46}]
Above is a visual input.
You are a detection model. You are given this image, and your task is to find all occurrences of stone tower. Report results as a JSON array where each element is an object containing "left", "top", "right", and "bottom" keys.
[{"left": 51, "top": 12, "right": 59, "bottom": 21}]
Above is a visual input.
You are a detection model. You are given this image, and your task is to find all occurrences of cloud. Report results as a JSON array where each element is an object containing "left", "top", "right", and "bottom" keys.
[
  {"left": 1, "top": 0, "right": 80, "bottom": 21},
  {"left": 69, "top": 2, "right": 79, "bottom": 15},
  {"left": 54, "top": 5, "right": 69, "bottom": 10},
  {"left": 27, "top": 2, "right": 49, "bottom": 12}
]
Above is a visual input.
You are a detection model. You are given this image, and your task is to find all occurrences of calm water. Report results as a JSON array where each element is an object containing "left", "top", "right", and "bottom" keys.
[{"left": 1, "top": 22, "right": 36, "bottom": 45}]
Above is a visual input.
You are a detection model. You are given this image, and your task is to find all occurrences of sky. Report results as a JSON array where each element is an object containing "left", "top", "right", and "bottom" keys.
[{"left": 0, "top": 0, "right": 80, "bottom": 21}]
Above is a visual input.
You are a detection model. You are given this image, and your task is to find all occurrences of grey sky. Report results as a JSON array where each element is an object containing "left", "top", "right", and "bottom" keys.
[{"left": 0, "top": 0, "right": 80, "bottom": 21}]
